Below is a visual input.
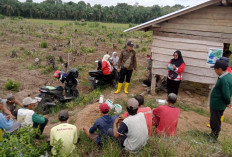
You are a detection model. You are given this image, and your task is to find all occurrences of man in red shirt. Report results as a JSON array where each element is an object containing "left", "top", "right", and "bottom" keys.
[{"left": 153, "top": 93, "right": 180, "bottom": 136}]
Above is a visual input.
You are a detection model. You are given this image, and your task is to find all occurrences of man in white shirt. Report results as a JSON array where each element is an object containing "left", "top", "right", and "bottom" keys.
[{"left": 113, "top": 98, "right": 148, "bottom": 152}]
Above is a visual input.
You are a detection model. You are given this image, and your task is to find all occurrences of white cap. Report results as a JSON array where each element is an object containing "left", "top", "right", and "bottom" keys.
[{"left": 22, "top": 97, "right": 37, "bottom": 106}]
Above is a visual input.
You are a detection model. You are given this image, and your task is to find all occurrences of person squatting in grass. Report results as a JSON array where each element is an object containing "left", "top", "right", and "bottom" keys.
[
  {"left": 101, "top": 54, "right": 114, "bottom": 86},
  {"left": 209, "top": 60, "right": 232, "bottom": 142},
  {"left": 115, "top": 41, "right": 137, "bottom": 94},
  {"left": 50, "top": 110, "right": 78, "bottom": 156},
  {"left": 2, "top": 94, "right": 23, "bottom": 115},
  {"left": 167, "top": 50, "right": 185, "bottom": 95},
  {"left": 83, "top": 103, "right": 119, "bottom": 147},
  {"left": 16, "top": 97, "right": 48, "bottom": 135},
  {"left": 153, "top": 93, "right": 180, "bottom": 136},
  {"left": 113, "top": 98, "right": 148, "bottom": 152},
  {"left": 123, "top": 95, "right": 152, "bottom": 136}
]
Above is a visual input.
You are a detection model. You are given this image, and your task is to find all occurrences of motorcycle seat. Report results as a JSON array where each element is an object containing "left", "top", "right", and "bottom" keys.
[
  {"left": 89, "top": 70, "right": 103, "bottom": 75},
  {"left": 41, "top": 86, "right": 63, "bottom": 91}
]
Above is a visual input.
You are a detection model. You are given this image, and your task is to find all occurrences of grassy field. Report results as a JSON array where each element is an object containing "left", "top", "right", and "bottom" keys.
[{"left": 1, "top": 18, "right": 232, "bottom": 157}]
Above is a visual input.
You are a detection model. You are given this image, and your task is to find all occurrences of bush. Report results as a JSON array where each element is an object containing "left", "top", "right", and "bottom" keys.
[
  {"left": 41, "top": 41, "right": 48, "bottom": 48},
  {"left": 141, "top": 47, "right": 147, "bottom": 52},
  {"left": 5, "top": 79, "right": 20, "bottom": 91},
  {"left": 0, "top": 127, "right": 48, "bottom": 156},
  {"left": 0, "top": 14, "right": 5, "bottom": 19}
]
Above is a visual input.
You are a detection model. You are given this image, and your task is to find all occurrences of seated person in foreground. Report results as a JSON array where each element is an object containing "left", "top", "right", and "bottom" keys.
[
  {"left": 0, "top": 99, "right": 21, "bottom": 135},
  {"left": 17, "top": 97, "right": 48, "bottom": 134},
  {"left": 123, "top": 95, "right": 152, "bottom": 136},
  {"left": 83, "top": 103, "right": 118, "bottom": 147},
  {"left": 50, "top": 110, "right": 78, "bottom": 156},
  {"left": 2, "top": 94, "right": 23, "bottom": 115},
  {"left": 153, "top": 93, "right": 180, "bottom": 136},
  {"left": 113, "top": 98, "right": 148, "bottom": 153}
]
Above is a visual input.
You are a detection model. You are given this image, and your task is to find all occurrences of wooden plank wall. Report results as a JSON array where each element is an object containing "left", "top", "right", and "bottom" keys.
[
  {"left": 152, "top": 6, "right": 232, "bottom": 43},
  {"left": 151, "top": 36, "right": 223, "bottom": 84}
]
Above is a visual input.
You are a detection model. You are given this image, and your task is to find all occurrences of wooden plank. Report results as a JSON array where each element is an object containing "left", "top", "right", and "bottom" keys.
[
  {"left": 151, "top": 47, "right": 208, "bottom": 60},
  {"left": 152, "top": 38, "right": 222, "bottom": 52},
  {"left": 153, "top": 28, "right": 232, "bottom": 39},
  {"left": 168, "top": 17, "right": 232, "bottom": 27},
  {"left": 153, "top": 31, "right": 232, "bottom": 44},
  {"left": 152, "top": 61, "right": 217, "bottom": 77},
  {"left": 161, "top": 22, "right": 232, "bottom": 34},
  {"left": 153, "top": 36, "right": 222, "bottom": 47},
  {"left": 152, "top": 68, "right": 217, "bottom": 84},
  {"left": 189, "top": 5, "right": 232, "bottom": 14},
  {"left": 151, "top": 53, "right": 213, "bottom": 68}
]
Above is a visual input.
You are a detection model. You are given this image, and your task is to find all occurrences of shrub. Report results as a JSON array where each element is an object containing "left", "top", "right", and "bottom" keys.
[
  {"left": 0, "top": 127, "right": 48, "bottom": 156},
  {"left": 43, "top": 65, "right": 54, "bottom": 74},
  {"left": 141, "top": 47, "right": 147, "bottom": 52},
  {"left": 86, "top": 47, "right": 96, "bottom": 53},
  {"left": 5, "top": 79, "right": 20, "bottom": 91},
  {"left": 0, "top": 14, "right": 5, "bottom": 19},
  {"left": 41, "top": 41, "right": 48, "bottom": 48},
  {"left": 24, "top": 50, "right": 32, "bottom": 55}
]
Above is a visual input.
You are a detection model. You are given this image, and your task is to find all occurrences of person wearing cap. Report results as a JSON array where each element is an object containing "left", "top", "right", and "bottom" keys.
[
  {"left": 83, "top": 103, "right": 118, "bottom": 146},
  {"left": 17, "top": 97, "right": 48, "bottom": 134},
  {"left": 152, "top": 93, "right": 180, "bottom": 136},
  {"left": 1, "top": 94, "right": 23, "bottom": 114},
  {"left": 123, "top": 95, "right": 152, "bottom": 136},
  {"left": 50, "top": 110, "right": 78, "bottom": 156},
  {"left": 113, "top": 98, "right": 148, "bottom": 152},
  {"left": 0, "top": 98, "right": 14, "bottom": 118},
  {"left": 208, "top": 60, "right": 232, "bottom": 142},
  {"left": 115, "top": 41, "right": 137, "bottom": 94}
]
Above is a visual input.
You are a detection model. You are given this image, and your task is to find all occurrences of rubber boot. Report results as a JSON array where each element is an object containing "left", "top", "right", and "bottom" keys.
[
  {"left": 207, "top": 115, "right": 224, "bottom": 128},
  {"left": 124, "top": 82, "right": 130, "bottom": 94},
  {"left": 114, "top": 83, "right": 123, "bottom": 94}
]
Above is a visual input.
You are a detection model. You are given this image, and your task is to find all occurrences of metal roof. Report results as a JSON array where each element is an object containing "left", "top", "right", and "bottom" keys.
[{"left": 124, "top": 0, "right": 221, "bottom": 32}]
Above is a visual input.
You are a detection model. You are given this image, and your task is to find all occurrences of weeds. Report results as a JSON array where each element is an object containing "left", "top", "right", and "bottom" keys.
[
  {"left": 41, "top": 41, "right": 48, "bottom": 48},
  {"left": 5, "top": 79, "right": 20, "bottom": 91}
]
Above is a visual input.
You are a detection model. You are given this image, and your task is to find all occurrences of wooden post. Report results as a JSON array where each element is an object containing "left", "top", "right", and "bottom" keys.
[{"left": 151, "top": 74, "right": 156, "bottom": 95}]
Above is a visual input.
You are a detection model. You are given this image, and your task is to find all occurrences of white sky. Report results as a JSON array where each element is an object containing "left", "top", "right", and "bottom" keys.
[{"left": 18, "top": 0, "right": 209, "bottom": 7}]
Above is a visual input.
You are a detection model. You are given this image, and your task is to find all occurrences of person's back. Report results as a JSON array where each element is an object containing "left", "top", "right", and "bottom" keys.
[
  {"left": 123, "top": 112, "right": 148, "bottom": 152},
  {"left": 50, "top": 123, "right": 77, "bottom": 155},
  {"left": 17, "top": 108, "right": 34, "bottom": 127},
  {"left": 90, "top": 115, "right": 118, "bottom": 143},
  {"left": 153, "top": 105, "right": 180, "bottom": 136}
]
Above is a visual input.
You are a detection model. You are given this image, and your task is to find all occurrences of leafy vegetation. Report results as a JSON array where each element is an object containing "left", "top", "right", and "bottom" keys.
[
  {"left": 41, "top": 41, "right": 48, "bottom": 48},
  {"left": 0, "top": 0, "right": 184, "bottom": 24},
  {"left": 5, "top": 79, "right": 20, "bottom": 91}
]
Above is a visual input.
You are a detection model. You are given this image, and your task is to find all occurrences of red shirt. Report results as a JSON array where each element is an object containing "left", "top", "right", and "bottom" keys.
[
  {"left": 227, "top": 67, "right": 232, "bottom": 74},
  {"left": 123, "top": 107, "right": 152, "bottom": 136},
  {"left": 101, "top": 61, "right": 111, "bottom": 75},
  {"left": 153, "top": 105, "right": 180, "bottom": 136},
  {"left": 167, "top": 60, "right": 185, "bottom": 81}
]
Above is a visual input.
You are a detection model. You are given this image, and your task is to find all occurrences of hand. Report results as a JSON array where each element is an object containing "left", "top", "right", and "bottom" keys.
[
  {"left": 6, "top": 115, "right": 11, "bottom": 120},
  {"left": 117, "top": 68, "right": 120, "bottom": 72},
  {"left": 172, "top": 65, "right": 176, "bottom": 70},
  {"left": 227, "top": 104, "right": 232, "bottom": 108}
]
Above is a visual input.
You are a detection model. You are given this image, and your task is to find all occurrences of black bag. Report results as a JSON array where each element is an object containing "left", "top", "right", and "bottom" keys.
[{"left": 168, "top": 70, "right": 178, "bottom": 79}]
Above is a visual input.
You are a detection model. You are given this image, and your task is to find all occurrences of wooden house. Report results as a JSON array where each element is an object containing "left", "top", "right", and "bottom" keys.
[{"left": 124, "top": 0, "right": 232, "bottom": 94}]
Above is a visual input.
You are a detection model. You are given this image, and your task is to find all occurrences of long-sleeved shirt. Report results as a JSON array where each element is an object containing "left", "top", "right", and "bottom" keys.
[
  {"left": 118, "top": 49, "right": 137, "bottom": 70},
  {"left": 0, "top": 113, "right": 13, "bottom": 130}
]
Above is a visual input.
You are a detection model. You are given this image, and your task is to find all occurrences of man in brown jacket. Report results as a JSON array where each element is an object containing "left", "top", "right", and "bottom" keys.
[{"left": 115, "top": 41, "right": 137, "bottom": 94}]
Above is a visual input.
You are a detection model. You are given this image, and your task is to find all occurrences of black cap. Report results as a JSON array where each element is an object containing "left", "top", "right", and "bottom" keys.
[
  {"left": 211, "top": 60, "right": 228, "bottom": 70},
  {"left": 127, "top": 41, "right": 134, "bottom": 47}
]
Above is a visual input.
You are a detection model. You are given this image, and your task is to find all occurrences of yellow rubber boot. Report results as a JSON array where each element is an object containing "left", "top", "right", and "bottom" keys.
[
  {"left": 114, "top": 83, "right": 123, "bottom": 94},
  {"left": 221, "top": 115, "right": 224, "bottom": 122},
  {"left": 124, "top": 82, "right": 130, "bottom": 94}
]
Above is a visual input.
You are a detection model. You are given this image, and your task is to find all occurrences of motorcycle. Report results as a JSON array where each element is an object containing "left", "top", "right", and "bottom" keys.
[
  {"left": 88, "top": 60, "right": 116, "bottom": 89},
  {"left": 37, "top": 68, "right": 79, "bottom": 115}
]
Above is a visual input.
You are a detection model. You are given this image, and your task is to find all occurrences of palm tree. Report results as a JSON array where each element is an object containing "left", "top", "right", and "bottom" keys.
[{"left": 2, "top": 0, "right": 14, "bottom": 17}]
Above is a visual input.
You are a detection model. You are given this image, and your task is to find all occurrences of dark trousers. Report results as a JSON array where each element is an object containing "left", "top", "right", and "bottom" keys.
[
  {"left": 210, "top": 109, "right": 224, "bottom": 140},
  {"left": 143, "top": 79, "right": 151, "bottom": 87},
  {"left": 104, "top": 74, "right": 114, "bottom": 86},
  {"left": 33, "top": 118, "right": 48, "bottom": 135},
  {"left": 119, "top": 68, "right": 133, "bottom": 83},
  {"left": 167, "top": 78, "right": 181, "bottom": 95}
]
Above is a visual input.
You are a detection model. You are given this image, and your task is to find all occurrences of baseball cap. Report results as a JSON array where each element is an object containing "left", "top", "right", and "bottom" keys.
[
  {"left": 58, "top": 110, "right": 69, "bottom": 121},
  {"left": 6, "top": 94, "right": 15, "bottom": 101},
  {"left": 210, "top": 60, "right": 228, "bottom": 69},
  {"left": 127, "top": 41, "right": 134, "bottom": 47},
  {"left": 99, "top": 103, "right": 110, "bottom": 112},
  {"left": 127, "top": 98, "right": 139, "bottom": 110},
  {"left": 22, "top": 97, "right": 37, "bottom": 106}
]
